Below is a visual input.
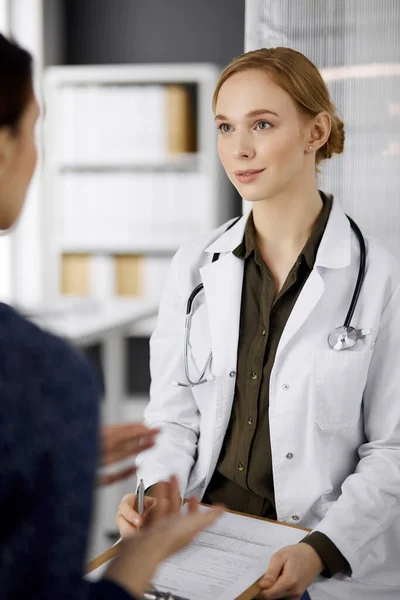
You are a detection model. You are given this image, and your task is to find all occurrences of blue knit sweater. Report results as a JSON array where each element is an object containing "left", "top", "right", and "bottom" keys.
[{"left": 0, "top": 303, "right": 135, "bottom": 599}]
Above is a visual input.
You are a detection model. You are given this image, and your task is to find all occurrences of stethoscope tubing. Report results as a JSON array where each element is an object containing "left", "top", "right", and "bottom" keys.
[
  {"left": 343, "top": 216, "right": 366, "bottom": 328},
  {"left": 178, "top": 211, "right": 366, "bottom": 387}
]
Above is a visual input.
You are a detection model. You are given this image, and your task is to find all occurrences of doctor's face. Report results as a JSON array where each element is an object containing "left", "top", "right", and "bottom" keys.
[{"left": 215, "top": 69, "right": 311, "bottom": 203}]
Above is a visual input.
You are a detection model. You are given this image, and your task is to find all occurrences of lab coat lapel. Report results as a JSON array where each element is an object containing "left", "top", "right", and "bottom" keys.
[
  {"left": 276, "top": 197, "right": 352, "bottom": 357},
  {"left": 276, "top": 268, "right": 325, "bottom": 357},
  {"left": 200, "top": 252, "right": 244, "bottom": 377}
]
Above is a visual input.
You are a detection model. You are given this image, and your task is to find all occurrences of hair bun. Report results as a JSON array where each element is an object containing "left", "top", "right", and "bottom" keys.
[{"left": 319, "top": 113, "right": 345, "bottom": 161}]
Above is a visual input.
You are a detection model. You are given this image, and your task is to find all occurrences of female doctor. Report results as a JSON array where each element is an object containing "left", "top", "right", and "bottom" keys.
[{"left": 116, "top": 47, "right": 400, "bottom": 600}]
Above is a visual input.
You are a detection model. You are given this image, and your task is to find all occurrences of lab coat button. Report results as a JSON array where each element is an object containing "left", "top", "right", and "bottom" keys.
[
  {"left": 251, "top": 372, "right": 258, "bottom": 380},
  {"left": 282, "top": 383, "right": 289, "bottom": 391},
  {"left": 200, "top": 480, "right": 206, "bottom": 488},
  {"left": 286, "top": 452, "right": 293, "bottom": 460},
  {"left": 292, "top": 515, "right": 300, "bottom": 521},
  {"left": 229, "top": 371, "right": 236, "bottom": 378}
]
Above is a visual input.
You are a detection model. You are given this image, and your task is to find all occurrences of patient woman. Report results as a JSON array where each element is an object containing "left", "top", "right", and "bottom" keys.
[{"left": 0, "top": 34, "right": 221, "bottom": 599}]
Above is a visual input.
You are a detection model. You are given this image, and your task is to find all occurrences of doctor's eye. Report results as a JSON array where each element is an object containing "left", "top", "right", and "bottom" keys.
[
  {"left": 217, "top": 123, "right": 233, "bottom": 134},
  {"left": 255, "top": 120, "right": 272, "bottom": 131}
]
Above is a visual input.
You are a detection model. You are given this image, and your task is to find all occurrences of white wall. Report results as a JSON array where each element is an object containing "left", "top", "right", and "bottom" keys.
[{"left": 245, "top": 0, "right": 400, "bottom": 257}]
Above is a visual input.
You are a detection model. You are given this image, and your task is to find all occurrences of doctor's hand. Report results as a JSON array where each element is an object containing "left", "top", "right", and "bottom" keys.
[
  {"left": 256, "top": 543, "right": 323, "bottom": 599},
  {"left": 115, "top": 477, "right": 182, "bottom": 538},
  {"left": 99, "top": 423, "right": 160, "bottom": 486}
]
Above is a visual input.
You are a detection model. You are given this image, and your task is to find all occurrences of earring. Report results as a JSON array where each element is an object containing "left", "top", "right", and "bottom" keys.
[{"left": 307, "top": 145, "right": 313, "bottom": 151}]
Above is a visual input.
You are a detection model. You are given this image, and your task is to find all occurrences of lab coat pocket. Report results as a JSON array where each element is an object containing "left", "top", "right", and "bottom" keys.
[{"left": 314, "top": 347, "right": 372, "bottom": 430}]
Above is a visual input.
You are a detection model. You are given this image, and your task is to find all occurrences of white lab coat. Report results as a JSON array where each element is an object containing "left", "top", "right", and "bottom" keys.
[{"left": 136, "top": 197, "right": 400, "bottom": 599}]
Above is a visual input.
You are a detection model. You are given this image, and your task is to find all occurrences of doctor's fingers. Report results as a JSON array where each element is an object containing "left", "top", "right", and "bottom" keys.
[
  {"left": 115, "top": 510, "right": 137, "bottom": 539},
  {"left": 117, "top": 494, "right": 157, "bottom": 531},
  {"left": 257, "top": 570, "right": 304, "bottom": 600}
]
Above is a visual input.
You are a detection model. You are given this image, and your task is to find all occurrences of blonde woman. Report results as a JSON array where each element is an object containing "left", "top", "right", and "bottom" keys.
[{"left": 117, "top": 48, "right": 400, "bottom": 600}]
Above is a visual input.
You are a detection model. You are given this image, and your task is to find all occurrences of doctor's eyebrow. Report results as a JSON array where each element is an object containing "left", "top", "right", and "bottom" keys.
[{"left": 214, "top": 109, "right": 280, "bottom": 121}]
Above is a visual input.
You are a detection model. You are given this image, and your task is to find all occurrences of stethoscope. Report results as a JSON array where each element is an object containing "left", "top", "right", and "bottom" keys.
[{"left": 174, "top": 213, "right": 367, "bottom": 388}]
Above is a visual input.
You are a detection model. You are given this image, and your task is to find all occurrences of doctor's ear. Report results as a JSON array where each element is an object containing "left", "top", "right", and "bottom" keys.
[
  {"left": 307, "top": 111, "right": 331, "bottom": 153},
  {"left": 0, "top": 126, "right": 17, "bottom": 179}
]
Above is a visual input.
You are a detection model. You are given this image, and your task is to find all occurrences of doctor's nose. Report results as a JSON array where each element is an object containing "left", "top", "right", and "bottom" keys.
[{"left": 232, "top": 144, "right": 255, "bottom": 160}]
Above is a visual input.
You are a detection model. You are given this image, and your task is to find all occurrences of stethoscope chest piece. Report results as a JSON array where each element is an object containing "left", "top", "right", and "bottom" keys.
[{"left": 328, "top": 326, "right": 358, "bottom": 350}]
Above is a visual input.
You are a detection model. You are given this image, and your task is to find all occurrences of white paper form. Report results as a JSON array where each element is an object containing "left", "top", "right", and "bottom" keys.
[{"left": 152, "top": 507, "right": 307, "bottom": 600}]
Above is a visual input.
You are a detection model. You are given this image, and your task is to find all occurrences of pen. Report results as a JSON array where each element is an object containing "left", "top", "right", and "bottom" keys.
[
  {"left": 136, "top": 478, "right": 145, "bottom": 530},
  {"left": 114, "top": 478, "right": 145, "bottom": 545}
]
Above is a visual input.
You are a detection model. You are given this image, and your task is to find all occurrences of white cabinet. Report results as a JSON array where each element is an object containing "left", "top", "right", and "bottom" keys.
[{"left": 43, "top": 64, "right": 231, "bottom": 305}]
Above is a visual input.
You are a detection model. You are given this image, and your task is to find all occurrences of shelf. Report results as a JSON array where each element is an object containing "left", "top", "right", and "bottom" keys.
[
  {"left": 59, "top": 243, "right": 182, "bottom": 255},
  {"left": 46, "top": 64, "right": 221, "bottom": 87},
  {"left": 56, "top": 152, "right": 201, "bottom": 174},
  {"left": 43, "top": 63, "right": 230, "bottom": 303}
]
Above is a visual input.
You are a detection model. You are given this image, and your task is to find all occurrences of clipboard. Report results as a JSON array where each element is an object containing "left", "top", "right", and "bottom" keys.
[{"left": 86, "top": 507, "right": 310, "bottom": 600}]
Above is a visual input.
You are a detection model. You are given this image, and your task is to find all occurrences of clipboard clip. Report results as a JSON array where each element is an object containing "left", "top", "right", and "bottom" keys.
[{"left": 144, "top": 592, "right": 189, "bottom": 600}]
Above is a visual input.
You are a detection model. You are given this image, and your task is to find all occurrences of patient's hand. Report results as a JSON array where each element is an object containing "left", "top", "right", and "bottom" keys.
[{"left": 99, "top": 423, "right": 159, "bottom": 486}]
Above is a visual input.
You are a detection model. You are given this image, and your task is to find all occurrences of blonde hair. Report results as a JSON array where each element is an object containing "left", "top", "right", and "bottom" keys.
[{"left": 213, "top": 47, "right": 344, "bottom": 165}]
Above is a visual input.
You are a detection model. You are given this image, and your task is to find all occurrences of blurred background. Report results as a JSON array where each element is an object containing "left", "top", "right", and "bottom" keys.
[{"left": 0, "top": 0, "right": 399, "bottom": 559}]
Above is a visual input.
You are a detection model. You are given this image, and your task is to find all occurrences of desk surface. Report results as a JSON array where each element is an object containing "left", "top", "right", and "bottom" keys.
[{"left": 29, "top": 299, "right": 158, "bottom": 345}]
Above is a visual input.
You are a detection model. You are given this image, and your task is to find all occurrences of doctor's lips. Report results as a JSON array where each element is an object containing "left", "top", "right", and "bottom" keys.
[{"left": 234, "top": 168, "right": 265, "bottom": 183}]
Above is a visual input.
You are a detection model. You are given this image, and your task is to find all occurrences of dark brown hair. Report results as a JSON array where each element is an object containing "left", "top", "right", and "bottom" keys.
[
  {"left": 213, "top": 47, "right": 345, "bottom": 166},
  {"left": 0, "top": 34, "right": 33, "bottom": 132}
]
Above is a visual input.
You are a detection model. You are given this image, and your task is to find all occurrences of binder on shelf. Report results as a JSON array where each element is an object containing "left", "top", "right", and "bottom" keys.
[
  {"left": 61, "top": 254, "right": 90, "bottom": 296},
  {"left": 114, "top": 254, "right": 143, "bottom": 297},
  {"left": 166, "top": 84, "right": 195, "bottom": 154}
]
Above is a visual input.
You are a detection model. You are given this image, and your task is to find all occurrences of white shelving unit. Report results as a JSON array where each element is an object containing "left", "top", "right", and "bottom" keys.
[
  {"left": 43, "top": 64, "right": 231, "bottom": 548},
  {"left": 43, "top": 63, "right": 230, "bottom": 305}
]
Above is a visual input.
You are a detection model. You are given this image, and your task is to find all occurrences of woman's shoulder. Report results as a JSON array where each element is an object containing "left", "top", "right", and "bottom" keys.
[
  {"left": 0, "top": 302, "right": 96, "bottom": 390},
  {"left": 0, "top": 301, "right": 72, "bottom": 353}
]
